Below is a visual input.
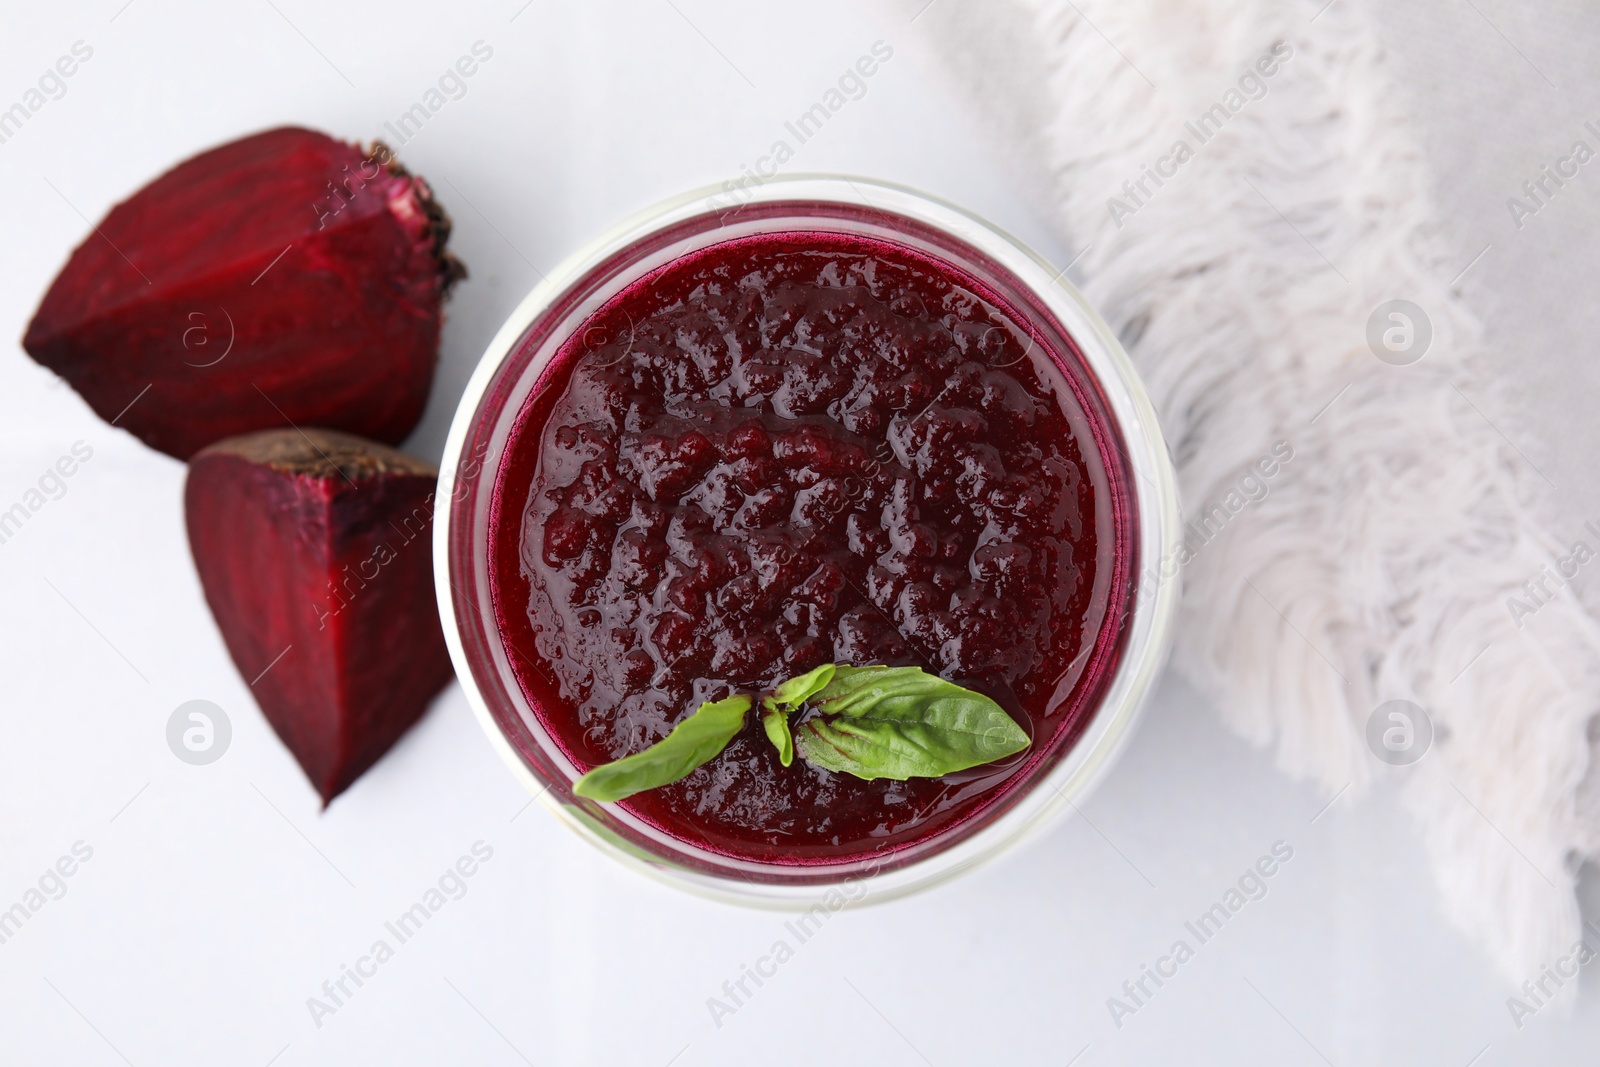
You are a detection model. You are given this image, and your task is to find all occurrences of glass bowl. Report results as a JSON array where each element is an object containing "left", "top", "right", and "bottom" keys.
[{"left": 434, "top": 175, "right": 1180, "bottom": 907}]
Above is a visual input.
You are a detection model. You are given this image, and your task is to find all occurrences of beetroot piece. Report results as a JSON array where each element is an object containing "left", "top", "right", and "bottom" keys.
[
  {"left": 185, "top": 429, "right": 453, "bottom": 804},
  {"left": 24, "top": 127, "right": 465, "bottom": 460}
]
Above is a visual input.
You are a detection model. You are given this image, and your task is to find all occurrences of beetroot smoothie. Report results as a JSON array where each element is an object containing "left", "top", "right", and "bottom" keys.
[{"left": 488, "top": 231, "right": 1137, "bottom": 864}]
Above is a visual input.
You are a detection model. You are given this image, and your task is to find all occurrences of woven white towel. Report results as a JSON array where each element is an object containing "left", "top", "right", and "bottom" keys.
[{"left": 897, "top": 0, "right": 1600, "bottom": 992}]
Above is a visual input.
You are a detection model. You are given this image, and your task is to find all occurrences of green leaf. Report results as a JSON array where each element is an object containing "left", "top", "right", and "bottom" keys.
[
  {"left": 770, "top": 663, "right": 836, "bottom": 709},
  {"left": 762, "top": 705, "right": 794, "bottom": 767},
  {"left": 572, "top": 694, "right": 752, "bottom": 802},
  {"left": 794, "top": 665, "right": 1030, "bottom": 781},
  {"left": 759, "top": 663, "right": 833, "bottom": 768}
]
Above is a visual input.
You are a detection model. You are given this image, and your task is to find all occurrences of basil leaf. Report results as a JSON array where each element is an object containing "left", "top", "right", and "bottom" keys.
[
  {"left": 794, "top": 665, "right": 1030, "bottom": 781},
  {"left": 759, "top": 663, "right": 833, "bottom": 767},
  {"left": 761, "top": 704, "right": 794, "bottom": 767},
  {"left": 770, "top": 663, "right": 836, "bottom": 709},
  {"left": 572, "top": 694, "right": 751, "bottom": 802}
]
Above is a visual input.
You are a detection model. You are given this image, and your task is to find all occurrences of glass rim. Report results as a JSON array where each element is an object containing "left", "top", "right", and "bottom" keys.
[{"left": 434, "top": 174, "right": 1181, "bottom": 908}]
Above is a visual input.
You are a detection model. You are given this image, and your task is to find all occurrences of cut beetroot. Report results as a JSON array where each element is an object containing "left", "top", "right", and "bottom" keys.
[
  {"left": 185, "top": 428, "right": 453, "bottom": 804},
  {"left": 24, "top": 126, "right": 464, "bottom": 459}
]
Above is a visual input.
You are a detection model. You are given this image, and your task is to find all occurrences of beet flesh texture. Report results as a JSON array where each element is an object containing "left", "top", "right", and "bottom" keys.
[
  {"left": 185, "top": 429, "right": 453, "bottom": 803},
  {"left": 24, "top": 126, "right": 452, "bottom": 459}
]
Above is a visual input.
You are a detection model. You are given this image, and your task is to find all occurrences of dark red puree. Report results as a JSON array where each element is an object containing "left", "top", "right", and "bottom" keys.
[{"left": 491, "top": 230, "right": 1135, "bottom": 864}]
